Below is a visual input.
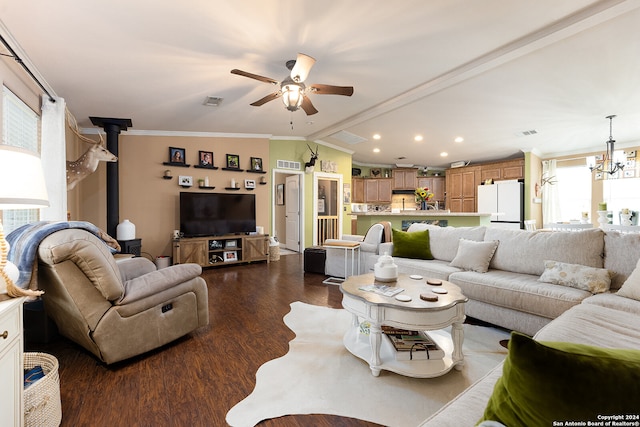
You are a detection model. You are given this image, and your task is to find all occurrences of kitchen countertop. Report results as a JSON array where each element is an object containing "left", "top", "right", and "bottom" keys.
[
  {"left": 353, "top": 211, "right": 491, "bottom": 217},
  {"left": 352, "top": 211, "right": 492, "bottom": 234}
]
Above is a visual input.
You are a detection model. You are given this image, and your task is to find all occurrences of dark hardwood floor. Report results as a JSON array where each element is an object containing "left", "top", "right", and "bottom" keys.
[{"left": 26, "top": 254, "right": 382, "bottom": 427}]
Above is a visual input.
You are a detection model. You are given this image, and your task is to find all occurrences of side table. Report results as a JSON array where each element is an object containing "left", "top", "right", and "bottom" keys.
[{"left": 322, "top": 241, "right": 360, "bottom": 285}]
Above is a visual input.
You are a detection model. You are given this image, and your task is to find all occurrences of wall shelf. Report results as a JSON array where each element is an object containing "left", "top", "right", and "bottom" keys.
[
  {"left": 222, "top": 167, "right": 244, "bottom": 172},
  {"left": 163, "top": 162, "right": 191, "bottom": 168},
  {"left": 194, "top": 165, "right": 218, "bottom": 170},
  {"left": 198, "top": 186, "right": 216, "bottom": 190},
  {"left": 259, "top": 182, "right": 267, "bottom": 185},
  {"left": 162, "top": 176, "right": 173, "bottom": 180},
  {"left": 246, "top": 170, "right": 267, "bottom": 174},
  {"left": 225, "top": 187, "right": 240, "bottom": 191}
]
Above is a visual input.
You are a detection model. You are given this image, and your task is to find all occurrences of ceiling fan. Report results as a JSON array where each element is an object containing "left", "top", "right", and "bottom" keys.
[{"left": 231, "top": 53, "right": 354, "bottom": 115}]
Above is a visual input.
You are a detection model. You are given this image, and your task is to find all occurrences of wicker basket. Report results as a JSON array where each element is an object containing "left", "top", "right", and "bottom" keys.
[
  {"left": 24, "top": 352, "right": 62, "bottom": 427},
  {"left": 269, "top": 244, "right": 280, "bottom": 262}
]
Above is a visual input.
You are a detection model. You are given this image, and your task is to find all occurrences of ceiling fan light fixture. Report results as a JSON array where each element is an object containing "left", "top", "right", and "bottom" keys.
[{"left": 281, "top": 83, "right": 304, "bottom": 112}]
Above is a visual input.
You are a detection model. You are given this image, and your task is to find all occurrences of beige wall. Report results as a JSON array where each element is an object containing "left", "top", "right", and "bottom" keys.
[{"left": 74, "top": 134, "right": 270, "bottom": 258}]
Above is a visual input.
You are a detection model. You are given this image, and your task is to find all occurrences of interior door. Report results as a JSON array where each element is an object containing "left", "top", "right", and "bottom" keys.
[{"left": 285, "top": 175, "right": 300, "bottom": 252}]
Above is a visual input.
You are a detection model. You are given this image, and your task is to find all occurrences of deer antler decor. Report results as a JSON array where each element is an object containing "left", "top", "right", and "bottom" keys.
[
  {"left": 304, "top": 144, "right": 319, "bottom": 174},
  {"left": 65, "top": 110, "right": 118, "bottom": 190}
]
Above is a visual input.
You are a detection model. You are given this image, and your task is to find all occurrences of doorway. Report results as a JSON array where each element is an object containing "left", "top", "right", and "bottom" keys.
[
  {"left": 272, "top": 169, "right": 304, "bottom": 252},
  {"left": 313, "top": 172, "right": 343, "bottom": 245}
]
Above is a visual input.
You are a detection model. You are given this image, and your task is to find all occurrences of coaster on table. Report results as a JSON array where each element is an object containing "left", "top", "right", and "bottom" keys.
[
  {"left": 420, "top": 293, "right": 438, "bottom": 302},
  {"left": 426, "top": 279, "right": 442, "bottom": 286},
  {"left": 409, "top": 274, "right": 423, "bottom": 280},
  {"left": 431, "top": 288, "right": 448, "bottom": 294},
  {"left": 395, "top": 294, "right": 412, "bottom": 302}
]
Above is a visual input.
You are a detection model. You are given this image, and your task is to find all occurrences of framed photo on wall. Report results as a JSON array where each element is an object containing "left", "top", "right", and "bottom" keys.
[
  {"left": 250, "top": 157, "right": 263, "bottom": 171},
  {"left": 276, "top": 184, "right": 285, "bottom": 205},
  {"left": 199, "top": 151, "right": 214, "bottom": 168},
  {"left": 226, "top": 154, "right": 240, "bottom": 169},
  {"left": 169, "top": 147, "right": 186, "bottom": 164},
  {"left": 245, "top": 179, "right": 256, "bottom": 189}
]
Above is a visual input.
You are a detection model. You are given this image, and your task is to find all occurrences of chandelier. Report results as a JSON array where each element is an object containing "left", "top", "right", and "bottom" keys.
[{"left": 589, "top": 115, "right": 624, "bottom": 176}]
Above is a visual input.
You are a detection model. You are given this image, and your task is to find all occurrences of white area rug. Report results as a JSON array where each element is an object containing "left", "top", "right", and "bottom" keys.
[{"left": 226, "top": 302, "right": 509, "bottom": 427}]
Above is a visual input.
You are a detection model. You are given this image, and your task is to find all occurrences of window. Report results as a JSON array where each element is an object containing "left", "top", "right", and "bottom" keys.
[
  {"left": 555, "top": 165, "right": 592, "bottom": 222},
  {"left": 2, "top": 86, "right": 41, "bottom": 233}
]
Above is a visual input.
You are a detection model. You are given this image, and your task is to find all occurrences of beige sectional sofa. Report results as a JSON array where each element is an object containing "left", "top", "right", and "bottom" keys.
[{"left": 365, "top": 224, "right": 640, "bottom": 425}]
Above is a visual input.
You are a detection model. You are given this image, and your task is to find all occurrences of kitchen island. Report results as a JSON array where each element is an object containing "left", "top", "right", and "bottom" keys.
[{"left": 352, "top": 211, "right": 491, "bottom": 234}]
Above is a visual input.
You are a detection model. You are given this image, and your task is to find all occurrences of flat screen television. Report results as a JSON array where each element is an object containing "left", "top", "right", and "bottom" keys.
[{"left": 180, "top": 192, "right": 256, "bottom": 237}]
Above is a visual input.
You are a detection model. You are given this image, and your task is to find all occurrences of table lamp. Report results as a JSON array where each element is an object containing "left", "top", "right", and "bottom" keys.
[{"left": 0, "top": 145, "right": 49, "bottom": 297}]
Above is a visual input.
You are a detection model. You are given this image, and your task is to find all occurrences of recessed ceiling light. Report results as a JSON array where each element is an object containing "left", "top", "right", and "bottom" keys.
[
  {"left": 440, "top": 152, "right": 448, "bottom": 157},
  {"left": 414, "top": 135, "right": 423, "bottom": 142},
  {"left": 454, "top": 137, "right": 464, "bottom": 143},
  {"left": 373, "top": 148, "right": 381, "bottom": 153},
  {"left": 373, "top": 134, "right": 381, "bottom": 140}
]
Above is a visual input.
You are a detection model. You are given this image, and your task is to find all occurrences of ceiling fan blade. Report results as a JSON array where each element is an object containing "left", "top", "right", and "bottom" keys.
[
  {"left": 231, "top": 69, "right": 279, "bottom": 85},
  {"left": 310, "top": 84, "right": 354, "bottom": 96},
  {"left": 290, "top": 53, "right": 316, "bottom": 83},
  {"left": 300, "top": 95, "right": 318, "bottom": 115},
  {"left": 250, "top": 92, "right": 281, "bottom": 106}
]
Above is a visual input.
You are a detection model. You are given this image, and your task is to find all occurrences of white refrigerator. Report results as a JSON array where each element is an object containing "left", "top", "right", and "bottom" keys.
[{"left": 477, "top": 181, "right": 524, "bottom": 229}]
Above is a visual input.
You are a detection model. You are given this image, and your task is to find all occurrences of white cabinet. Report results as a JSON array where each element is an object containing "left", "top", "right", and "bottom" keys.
[{"left": 0, "top": 297, "right": 25, "bottom": 427}]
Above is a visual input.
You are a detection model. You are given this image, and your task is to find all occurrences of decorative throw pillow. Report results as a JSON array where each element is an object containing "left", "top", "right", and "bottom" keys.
[
  {"left": 449, "top": 239, "right": 498, "bottom": 273},
  {"left": 539, "top": 260, "right": 611, "bottom": 294},
  {"left": 391, "top": 228, "right": 434, "bottom": 260},
  {"left": 617, "top": 257, "right": 640, "bottom": 301},
  {"left": 478, "top": 332, "right": 640, "bottom": 426}
]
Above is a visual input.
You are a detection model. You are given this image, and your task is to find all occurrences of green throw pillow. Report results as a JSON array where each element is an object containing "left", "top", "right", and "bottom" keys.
[
  {"left": 478, "top": 332, "right": 640, "bottom": 426},
  {"left": 391, "top": 228, "right": 433, "bottom": 260}
]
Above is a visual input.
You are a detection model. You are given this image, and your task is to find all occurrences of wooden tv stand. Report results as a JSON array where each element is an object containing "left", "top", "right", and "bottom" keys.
[{"left": 172, "top": 234, "right": 269, "bottom": 268}]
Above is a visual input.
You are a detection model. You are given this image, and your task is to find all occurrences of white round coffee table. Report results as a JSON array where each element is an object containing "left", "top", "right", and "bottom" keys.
[{"left": 340, "top": 273, "right": 468, "bottom": 378}]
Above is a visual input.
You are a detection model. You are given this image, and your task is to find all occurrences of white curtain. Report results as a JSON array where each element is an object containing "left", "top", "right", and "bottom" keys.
[
  {"left": 40, "top": 95, "right": 67, "bottom": 221},
  {"left": 542, "top": 159, "right": 560, "bottom": 224}
]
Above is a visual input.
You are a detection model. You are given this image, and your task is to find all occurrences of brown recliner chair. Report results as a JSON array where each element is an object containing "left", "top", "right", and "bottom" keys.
[{"left": 37, "top": 228, "right": 209, "bottom": 364}]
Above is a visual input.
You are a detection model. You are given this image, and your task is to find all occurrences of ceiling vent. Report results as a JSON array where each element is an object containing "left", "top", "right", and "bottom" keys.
[
  {"left": 203, "top": 96, "right": 224, "bottom": 106},
  {"left": 330, "top": 130, "right": 368, "bottom": 145},
  {"left": 516, "top": 129, "right": 538, "bottom": 137}
]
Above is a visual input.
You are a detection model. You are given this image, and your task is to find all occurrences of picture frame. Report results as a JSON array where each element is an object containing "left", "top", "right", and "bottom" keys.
[
  {"left": 250, "top": 157, "right": 263, "bottom": 171},
  {"left": 199, "top": 150, "right": 214, "bottom": 168},
  {"left": 226, "top": 154, "right": 240, "bottom": 169},
  {"left": 169, "top": 147, "right": 186, "bottom": 164},
  {"left": 178, "top": 176, "right": 193, "bottom": 187},
  {"left": 245, "top": 179, "right": 256, "bottom": 189},
  {"left": 223, "top": 251, "right": 238, "bottom": 262},
  {"left": 225, "top": 240, "right": 237, "bottom": 249},
  {"left": 317, "top": 198, "right": 326, "bottom": 214},
  {"left": 370, "top": 168, "right": 382, "bottom": 178},
  {"left": 276, "top": 183, "right": 285, "bottom": 205}
]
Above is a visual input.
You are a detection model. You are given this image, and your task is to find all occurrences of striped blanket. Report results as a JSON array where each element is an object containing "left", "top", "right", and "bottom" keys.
[{"left": 6, "top": 221, "right": 120, "bottom": 290}]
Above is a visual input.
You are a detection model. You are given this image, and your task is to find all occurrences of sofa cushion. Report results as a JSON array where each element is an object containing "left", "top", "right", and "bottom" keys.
[
  {"left": 538, "top": 260, "right": 611, "bottom": 294},
  {"left": 485, "top": 228, "right": 604, "bottom": 276},
  {"left": 391, "top": 228, "right": 434, "bottom": 260},
  {"left": 449, "top": 270, "right": 590, "bottom": 319},
  {"left": 406, "top": 224, "right": 486, "bottom": 262},
  {"left": 616, "top": 257, "right": 640, "bottom": 301},
  {"left": 479, "top": 332, "right": 640, "bottom": 426},
  {"left": 391, "top": 257, "right": 464, "bottom": 281},
  {"left": 604, "top": 231, "right": 640, "bottom": 290},
  {"left": 449, "top": 239, "right": 498, "bottom": 273}
]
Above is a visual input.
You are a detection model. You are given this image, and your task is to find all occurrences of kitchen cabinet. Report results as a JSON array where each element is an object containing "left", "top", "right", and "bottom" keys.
[
  {"left": 352, "top": 178, "right": 365, "bottom": 203},
  {"left": 416, "top": 177, "right": 445, "bottom": 202},
  {"left": 392, "top": 169, "right": 417, "bottom": 190},
  {"left": 480, "top": 159, "right": 524, "bottom": 182},
  {"left": 351, "top": 177, "right": 391, "bottom": 203},
  {"left": 365, "top": 178, "right": 392, "bottom": 203},
  {"left": 446, "top": 166, "right": 480, "bottom": 212}
]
